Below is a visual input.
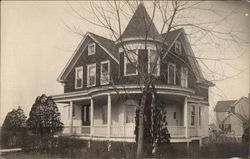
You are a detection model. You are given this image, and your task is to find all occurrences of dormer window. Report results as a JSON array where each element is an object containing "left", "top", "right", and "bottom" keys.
[
  {"left": 88, "top": 43, "right": 96, "bottom": 55},
  {"left": 124, "top": 50, "right": 138, "bottom": 76},
  {"left": 75, "top": 66, "right": 83, "bottom": 89},
  {"left": 87, "top": 63, "right": 96, "bottom": 87},
  {"left": 174, "top": 41, "right": 181, "bottom": 54},
  {"left": 181, "top": 67, "right": 188, "bottom": 88},
  {"left": 148, "top": 49, "right": 160, "bottom": 76}
]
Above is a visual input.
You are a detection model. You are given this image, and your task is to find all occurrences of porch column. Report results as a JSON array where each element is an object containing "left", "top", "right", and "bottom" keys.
[
  {"left": 69, "top": 100, "right": 73, "bottom": 135},
  {"left": 107, "top": 94, "right": 111, "bottom": 137},
  {"left": 184, "top": 97, "right": 188, "bottom": 138},
  {"left": 90, "top": 98, "right": 94, "bottom": 136}
]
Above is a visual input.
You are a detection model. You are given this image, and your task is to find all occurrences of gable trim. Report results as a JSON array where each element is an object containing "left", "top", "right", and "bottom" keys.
[
  {"left": 57, "top": 32, "right": 119, "bottom": 82},
  {"left": 88, "top": 33, "right": 119, "bottom": 64}
]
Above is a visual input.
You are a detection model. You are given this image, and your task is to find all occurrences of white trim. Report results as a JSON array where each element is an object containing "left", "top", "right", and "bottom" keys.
[
  {"left": 88, "top": 33, "right": 119, "bottom": 64},
  {"left": 75, "top": 66, "right": 83, "bottom": 89},
  {"left": 116, "top": 37, "right": 162, "bottom": 45},
  {"left": 57, "top": 34, "right": 89, "bottom": 82},
  {"left": 168, "top": 62, "right": 176, "bottom": 85},
  {"left": 88, "top": 42, "right": 96, "bottom": 55},
  {"left": 100, "top": 60, "right": 110, "bottom": 85},
  {"left": 87, "top": 63, "right": 96, "bottom": 87},
  {"left": 124, "top": 49, "right": 138, "bottom": 76},
  {"left": 148, "top": 49, "right": 160, "bottom": 76},
  {"left": 181, "top": 66, "right": 188, "bottom": 88},
  {"left": 57, "top": 32, "right": 119, "bottom": 82},
  {"left": 118, "top": 42, "right": 157, "bottom": 53}
]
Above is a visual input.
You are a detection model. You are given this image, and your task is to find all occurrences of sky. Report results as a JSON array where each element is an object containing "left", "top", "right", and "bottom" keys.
[{"left": 1, "top": 1, "right": 249, "bottom": 125}]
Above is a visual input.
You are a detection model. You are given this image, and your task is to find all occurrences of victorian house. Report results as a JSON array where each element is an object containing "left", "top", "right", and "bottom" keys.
[{"left": 52, "top": 4, "right": 214, "bottom": 144}]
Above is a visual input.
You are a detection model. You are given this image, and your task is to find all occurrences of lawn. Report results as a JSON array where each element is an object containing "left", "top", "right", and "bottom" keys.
[{"left": 4, "top": 152, "right": 58, "bottom": 159}]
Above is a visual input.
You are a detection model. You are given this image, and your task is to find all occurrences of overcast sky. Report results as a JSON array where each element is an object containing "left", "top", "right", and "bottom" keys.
[{"left": 1, "top": 1, "right": 249, "bottom": 125}]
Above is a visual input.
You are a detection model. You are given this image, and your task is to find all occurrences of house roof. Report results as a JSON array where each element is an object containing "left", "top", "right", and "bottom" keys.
[
  {"left": 214, "top": 100, "right": 237, "bottom": 112},
  {"left": 88, "top": 32, "right": 119, "bottom": 60},
  {"left": 119, "top": 3, "right": 162, "bottom": 41},
  {"left": 57, "top": 32, "right": 119, "bottom": 82},
  {"left": 222, "top": 112, "right": 248, "bottom": 124},
  {"left": 162, "top": 28, "right": 214, "bottom": 86},
  {"left": 232, "top": 96, "right": 249, "bottom": 107}
]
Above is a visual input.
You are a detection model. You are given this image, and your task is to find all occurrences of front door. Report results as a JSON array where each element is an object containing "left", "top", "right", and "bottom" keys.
[
  {"left": 165, "top": 105, "right": 178, "bottom": 126},
  {"left": 81, "top": 105, "right": 90, "bottom": 126}
]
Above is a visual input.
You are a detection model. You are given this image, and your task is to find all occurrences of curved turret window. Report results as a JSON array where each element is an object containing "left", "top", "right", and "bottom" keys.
[
  {"left": 148, "top": 49, "right": 160, "bottom": 76},
  {"left": 124, "top": 50, "right": 138, "bottom": 76}
]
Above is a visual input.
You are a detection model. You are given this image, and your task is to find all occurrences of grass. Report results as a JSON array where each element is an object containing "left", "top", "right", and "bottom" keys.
[{"left": 3, "top": 152, "right": 56, "bottom": 159}]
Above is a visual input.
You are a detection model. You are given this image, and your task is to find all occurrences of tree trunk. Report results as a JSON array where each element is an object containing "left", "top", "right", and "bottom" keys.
[{"left": 136, "top": 92, "right": 147, "bottom": 159}]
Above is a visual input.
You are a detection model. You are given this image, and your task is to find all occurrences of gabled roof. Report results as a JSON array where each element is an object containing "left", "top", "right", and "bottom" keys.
[
  {"left": 222, "top": 112, "right": 248, "bottom": 124},
  {"left": 162, "top": 28, "right": 214, "bottom": 86},
  {"left": 232, "top": 96, "right": 249, "bottom": 107},
  {"left": 214, "top": 100, "right": 237, "bottom": 112},
  {"left": 88, "top": 32, "right": 119, "bottom": 60},
  {"left": 57, "top": 32, "right": 118, "bottom": 82},
  {"left": 119, "top": 3, "right": 162, "bottom": 41}
]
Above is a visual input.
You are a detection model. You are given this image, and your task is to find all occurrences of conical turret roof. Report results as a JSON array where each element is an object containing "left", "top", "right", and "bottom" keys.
[{"left": 119, "top": 3, "right": 162, "bottom": 41}]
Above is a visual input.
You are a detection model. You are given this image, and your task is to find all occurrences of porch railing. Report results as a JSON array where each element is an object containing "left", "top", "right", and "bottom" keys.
[
  {"left": 92, "top": 125, "right": 108, "bottom": 137},
  {"left": 111, "top": 125, "right": 135, "bottom": 137},
  {"left": 168, "top": 126, "right": 185, "bottom": 137}
]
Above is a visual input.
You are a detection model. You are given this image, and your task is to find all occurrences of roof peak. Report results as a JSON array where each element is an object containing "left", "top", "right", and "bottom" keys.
[{"left": 118, "top": 2, "right": 162, "bottom": 41}]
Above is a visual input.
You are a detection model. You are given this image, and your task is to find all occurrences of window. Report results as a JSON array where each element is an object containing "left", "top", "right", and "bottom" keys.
[
  {"left": 191, "top": 106, "right": 195, "bottom": 126},
  {"left": 174, "top": 41, "right": 181, "bottom": 54},
  {"left": 126, "top": 105, "right": 135, "bottom": 123},
  {"left": 181, "top": 67, "right": 188, "bottom": 87},
  {"left": 88, "top": 43, "right": 96, "bottom": 55},
  {"left": 124, "top": 50, "right": 138, "bottom": 76},
  {"left": 173, "top": 112, "right": 176, "bottom": 119},
  {"left": 102, "top": 105, "right": 107, "bottom": 124},
  {"left": 168, "top": 63, "right": 176, "bottom": 84},
  {"left": 199, "top": 106, "right": 201, "bottom": 127},
  {"left": 148, "top": 49, "right": 160, "bottom": 76},
  {"left": 87, "top": 63, "right": 96, "bottom": 87},
  {"left": 100, "top": 61, "right": 110, "bottom": 85},
  {"left": 224, "top": 124, "right": 231, "bottom": 132},
  {"left": 72, "top": 105, "right": 75, "bottom": 117},
  {"left": 75, "top": 66, "right": 83, "bottom": 89}
]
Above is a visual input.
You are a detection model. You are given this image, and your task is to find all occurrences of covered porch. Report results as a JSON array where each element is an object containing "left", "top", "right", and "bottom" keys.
[{"left": 52, "top": 86, "right": 206, "bottom": 142}]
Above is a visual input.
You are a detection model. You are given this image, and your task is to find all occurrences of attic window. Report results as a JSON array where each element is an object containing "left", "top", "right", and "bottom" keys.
[
  {"left": 88, "top": 43, "right": 96, "bottom": 55},
  {"left": 174, "top": 41, "right": 181, "bottom": 54}
]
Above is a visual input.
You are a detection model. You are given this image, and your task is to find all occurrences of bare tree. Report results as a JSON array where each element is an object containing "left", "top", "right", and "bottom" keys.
[{"left": 64, "top": 1, "right": 248, "bottom": 158}]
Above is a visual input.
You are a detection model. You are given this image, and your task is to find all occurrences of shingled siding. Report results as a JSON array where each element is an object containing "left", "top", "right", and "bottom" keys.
[{"left": 64, "top": 37, "right": 119, "bottom": 93}]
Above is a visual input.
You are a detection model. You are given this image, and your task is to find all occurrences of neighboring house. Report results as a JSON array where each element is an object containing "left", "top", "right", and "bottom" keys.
[
  {"left": 52, "top": 4, "right": 214, "bottom": 144},
  {"left": 214, "top": 97, "right": 249, "bottom": 137},
  {"left": 214, "top": 100, "right": 236, "bottom": 126}
]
